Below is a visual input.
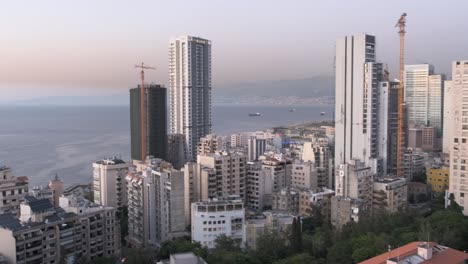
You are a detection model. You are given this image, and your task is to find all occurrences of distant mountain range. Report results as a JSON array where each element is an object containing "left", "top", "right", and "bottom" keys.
[{"left": 8, "top": 76, "right": 334, "bottom": 106}]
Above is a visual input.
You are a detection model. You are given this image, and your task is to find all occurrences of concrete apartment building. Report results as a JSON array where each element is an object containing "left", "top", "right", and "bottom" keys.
[
  {"left": 246, "top": 161, "right": 273, "bottom": 211},
  {"left": 291, "top": 161, "right": 318, "bottom": 190},
  {"left": 0, "top": 166, "right": 29, "bottom": 217},
  {"left": 0, "top": 195, "right": 120, "bottom": 264},
  {"left": 197, "top": 134, "right": 224, "bottom": 156},
  {"left": 243, "top": 212, "right": 294, "bottom": 250},
  {"left": 167, "top": 134, "right": 187, "bottom": 170},
  {"left": 261, "top": 157, "right": 292, "bottom": 192},
  {"left": 271, "top": 188, "right": 300, "bottom": 214},
  {"left": 92, "top": 157, "right": 129, "bottom": 210},
  {"left": 126, "top": 159, "right": 186, "bottom": 248},
  {"left": 335, "top": 160, "right": 373, "bottom": 206},
  {"left": 331, "top": 196, "right": 366, "bottom": 230},
  {"left": 403, "top": 148, "right": 425, "bottom": 180},
  {"left": 302, "top": 140, "right": 334, "bottom": 189},
  {"left": 299, "top": 188, "right": 335, "bottom": 221},
  {"left": 335, "top": 34, "right": 388, "bottom": 176},
  {"left": 372, "top": 178, "right": 407, "bottom": 213},
  {"left": 197, "top": 152, "right": 247, "bottom": 200},
  {"left": 447, "top": 60, "right": 468, "bottom": 216},
  {"left": 427, "top": 165, "right": 449, "bottom": 193},
  {"left": 191, "top": 196, "right": 244, "bottom": 249},
  {"left": 169, "top": 36, "right": 212, "bottom": 161},
  {"left": 247, "top": 136, "right": 266, "bottom": 161}
]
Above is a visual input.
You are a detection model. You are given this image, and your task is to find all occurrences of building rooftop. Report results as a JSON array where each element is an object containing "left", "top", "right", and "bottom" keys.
[
  {"left": 94, "top": 156, "right": 127, "bottom": 165},
  {"left": 359, "top": 242, "right": 468, "bottom": 264},
  {"left": 0, "top": 214, "right": 24, "bottom": 231},
  {"left": 27, "top": 197, "right": 54, "bottom": 213}
]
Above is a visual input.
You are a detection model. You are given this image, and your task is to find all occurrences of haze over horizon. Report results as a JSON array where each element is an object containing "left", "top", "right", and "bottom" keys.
[{"left": 1, "top": 0, "right": 468, "bottom": 102}]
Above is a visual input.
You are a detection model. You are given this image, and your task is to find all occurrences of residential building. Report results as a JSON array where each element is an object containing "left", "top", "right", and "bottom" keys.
[
  {"left": 404, "top": 64, "right": 445, "bottom": 137},
  {"left": 359, "top": 241, "right": 468, "bottom": 264},
  {"left": 197, "top": 134, "right": 223, "bottom": 156},
  {"left": 196, "top": 152, "right": 247, "bottom": 200},
  {"left": 403, "top": 148, "right": 425, "bottom": 180},
  {"left": 335, "top": 34, "right": 388, "bottom": 174},
  {"left": 442, "top": 80, "right": 454, "bottom": 153},
  {"left": 0, "top": 195, "right": 120, "bottom": 264},
  {"left": 447, "top": 60, "right": 468, "bottom": 215},
  {"left": 30, "top": 186, "right": 53, "bottom": 204},
  {"left": 130, "top": 84, "right": 167, "bottom": 161},
  {"left": 246, "top": 161, "right": 273, "bottom": 211},
  {"left": 271, "top": 188, "right": 300, "bottom": 214},
  {"left": 191, "top": 196, "right": 244, "bottom": 249},
  {"left": 427, "top": 165, "right": 449, "bottom": 193},
  {"left": 335, "top": 160, "right": 373, "bottom": 207},
  {"left": 408, "top": 182, "right": 431, "bottom": 203},
  {"left": 372, "top": 177, "right": 407, "bottom": 213},
  {"left": 157, "top": 252, "right": 207, "bottom": 264},
  {"left": 0, "top": 166, "right": 29, "bottom": 217},
  {"left": 291, "top": 161, "right": 318, "bottom": 190},
  {"left": 167, "top": 134, "right": 187, "bottom": 170},
  {"left": 92, "top": 157, "right": 129, "bottom": 210},
  {"left": 183, "top": 162, "right": 215, "bottom": 226},
  {"left": 262, "top": 157, "right": 292, "bottom": 192},
  {"left": 243, "top": 212, "right": 294, "bottom": 250},
  {"left": 330, "top": 196, "right": 366, "bottom": 230},
  {"left": 169, "top": 36, "right": 212, "bottom": 161},
  {"left": 247, "top": 137, "right": 266, "bottom": 161},
  {"left": 126, "top": 159, "right": 186, "bottom": 248},
  {"left": 298, "top": 188, "right": 335, "bottom": 221},
  {"left": 408, "top": 124, "right": 437, "bottom": 152},
  {"left": 302, "top": 140, "right": 333, "bottom": 188}
]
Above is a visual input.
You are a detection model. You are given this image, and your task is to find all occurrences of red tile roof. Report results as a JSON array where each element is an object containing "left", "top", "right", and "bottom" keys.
[{"left": 359, "top": 242, "right": 468, "bottom": 264}]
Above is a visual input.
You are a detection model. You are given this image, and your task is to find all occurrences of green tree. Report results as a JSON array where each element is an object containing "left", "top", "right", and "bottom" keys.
[
  {"left": 273, "top": 253, "right": 324, "bottom": 264},
  {"left": 157, "top": 237, "right": 208, "bottom": 260},
  {"left": 447, "top": 193, "right": 463, "bottom": 213},
  {"left": 213, "top": 234, "right": 241, "bottom": 252},
  {"left": 254, "top": 230, "right": 289, "bottom": 264},
  {"left": 289, "top": 217, "right": 303, "bottom": 254}
]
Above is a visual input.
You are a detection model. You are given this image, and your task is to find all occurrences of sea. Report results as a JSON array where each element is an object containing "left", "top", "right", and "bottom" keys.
[{"left": 0, "top": 104, "right": 333, "bottom": 186}]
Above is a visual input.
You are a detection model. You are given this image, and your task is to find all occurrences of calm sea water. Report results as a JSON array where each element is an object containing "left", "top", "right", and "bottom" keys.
[{"left": 0, "top": 104, "right": 333, "bottom": 186}]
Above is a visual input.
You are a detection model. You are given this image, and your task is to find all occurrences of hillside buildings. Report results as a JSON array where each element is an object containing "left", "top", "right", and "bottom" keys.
[{"left": 169, "top": 36, "right": 212, "bottom": 161}]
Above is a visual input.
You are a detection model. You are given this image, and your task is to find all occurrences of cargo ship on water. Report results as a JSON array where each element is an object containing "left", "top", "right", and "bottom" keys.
[{"left": 249, "top": 112, "right": 261, "bottom": 117}]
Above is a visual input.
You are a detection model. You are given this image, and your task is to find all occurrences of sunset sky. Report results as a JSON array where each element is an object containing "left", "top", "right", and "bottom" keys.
[{"left": 1, "top": 0, "right": 467, "bottom": 102}]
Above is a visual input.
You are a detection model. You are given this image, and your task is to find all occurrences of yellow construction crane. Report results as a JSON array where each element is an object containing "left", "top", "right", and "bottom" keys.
[
  {"left": 135, "top": 62, "right": 156, "bottom": 161},
  {"left": 395, "top": 13, "right": 407, "bottom": 177}
]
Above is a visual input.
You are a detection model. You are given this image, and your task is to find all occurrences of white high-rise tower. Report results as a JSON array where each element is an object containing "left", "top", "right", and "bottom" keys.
[
  {"left": 169, "top": 36, "right": 212, "bottom": 160},
  {"left": 334, "top": 34, "right": 387, "bottom": 174}
]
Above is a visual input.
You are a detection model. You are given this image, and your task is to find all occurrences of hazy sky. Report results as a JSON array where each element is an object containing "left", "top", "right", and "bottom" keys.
[{"left": 1, "top": 0, "right": 467, "bottom": 102}]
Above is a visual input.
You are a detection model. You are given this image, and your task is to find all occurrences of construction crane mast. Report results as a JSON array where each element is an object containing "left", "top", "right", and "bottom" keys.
[
  {"left": 395, "top": 13, "right": 407, "bottom": 177},
  {"left": 135, "top": 63, "right": 156, "bottom": 161}
]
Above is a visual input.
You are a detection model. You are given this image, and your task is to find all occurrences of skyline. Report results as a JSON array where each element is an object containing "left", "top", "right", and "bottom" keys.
[{"left": 1, "top": 0, "right": 468, "bottom": 102}]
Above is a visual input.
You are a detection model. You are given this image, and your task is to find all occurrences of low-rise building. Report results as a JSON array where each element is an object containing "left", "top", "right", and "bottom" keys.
[
  {"left": 157, "top": 252, "right": 207, "bottom": 264},
  {"left": 299, "top": 188, "right": 335, "bottom": 221},
  {"left": 197, "top": 134, "right": 224, "bottom": 156},
  {"left": 243, "top": 211, "right": 294, "bottom": 249},
  {"left": 427, "top": 166, "right": 449, "bottom": 193},
  {"left": 271, "top": 188, "right": 300, "bottom": 214},
  {"left": 261, "top": 157, "right": 292, "bottom": 192},
  {"left": 291, "top": 161, "right": 318, "bottom": 190},
  {"left": 191, "top": 196, "right": 244, "bottom": 249},
  {"left": 407, "top": 182, "right": 431, "bottom": 203},
  {"left": 330, "top": 196, "right": 366, "bottom": 230},
  {"left": 403, "top": 148, "right": 425, "bottom": 180},
  {"left": 0, "top": 166, "right": 29, "bottom": 217},
  {"left": 372, "top": 178, "right": 407, "bottom": 213},
  {"left": 359, "top": 242, "right": 468, "bottom": 264}
]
